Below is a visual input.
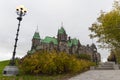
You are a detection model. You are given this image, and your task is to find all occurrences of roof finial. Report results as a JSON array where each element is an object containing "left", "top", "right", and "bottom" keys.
[
  {"left": 36, "top": 26, "right": 39, "bottom": 32},
  {"left": 61, "top": 22, "right": 63, "bottom": 27}
]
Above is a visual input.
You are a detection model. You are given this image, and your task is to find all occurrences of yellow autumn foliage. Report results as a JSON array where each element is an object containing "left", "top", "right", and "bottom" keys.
[{"left": 19, "top": 51, "right": 95, "bottom": 75}]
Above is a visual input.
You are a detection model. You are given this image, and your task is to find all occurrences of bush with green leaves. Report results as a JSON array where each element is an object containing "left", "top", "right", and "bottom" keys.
[
  {"left": 76, "top": 53, "right": 91, "bottom": 61},
  {"left": 19, "top": 51, "right": 95, "bottom": 75}
]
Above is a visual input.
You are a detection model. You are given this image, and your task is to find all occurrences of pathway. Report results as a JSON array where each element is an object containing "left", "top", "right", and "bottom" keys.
[{"left": 68, "top": 70, "right": 120, "bottom": 80}]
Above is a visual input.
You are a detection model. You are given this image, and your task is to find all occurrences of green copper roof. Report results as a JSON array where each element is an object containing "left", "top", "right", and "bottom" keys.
[
  {"left": 68, "top": 41, "right": 72, "bottom": 47},
  {"left": 41, "top": 36, "right": 58, "bottom": 45},
  {"left": 68, "top": 38, "right": 79, "bottom": 47},
  {"left": 33, "top": 32, "right": 40, "bottom": 39},
  {"left": 58, "top": 27, "right": 66, "bottom": 34},
  {"left": 71, "top": 39, "right": 79, "bottom": 45}
]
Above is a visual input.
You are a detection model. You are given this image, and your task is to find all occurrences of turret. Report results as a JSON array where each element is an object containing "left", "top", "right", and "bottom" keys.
[
  {"left": 91, "top": 43, "right": 98, "bottom": 62},
  {"left": 57, "top": 22, "right": 67, "bottom": 42},
  {"left": 91, "top": 43, "right": 97, "bottom": 52},
  {"left": 31, "top": 28, "right": 40, "bottom": 50}
]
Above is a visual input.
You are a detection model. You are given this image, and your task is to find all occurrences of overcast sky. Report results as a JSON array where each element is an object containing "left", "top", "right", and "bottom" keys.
[{"left": 0, "top": 0, "right": 115, "bottom": 61}]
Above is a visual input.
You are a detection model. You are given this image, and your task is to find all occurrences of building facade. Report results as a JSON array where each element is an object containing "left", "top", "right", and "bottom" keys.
[{"left": 28, "top": 26, "right": 101, "bottom": 62}]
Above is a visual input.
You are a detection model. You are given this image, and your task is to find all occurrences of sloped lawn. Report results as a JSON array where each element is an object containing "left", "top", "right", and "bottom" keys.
[{"left": 0, "top": 60, "right": 70, "bottom": 80}]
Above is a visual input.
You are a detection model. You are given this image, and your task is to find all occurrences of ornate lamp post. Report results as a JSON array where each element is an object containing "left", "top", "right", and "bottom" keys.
[
  {"left": 11, "top": 5, "right": 27, "bottom": 65},
  {"left": 3, "top": 5, "right": 27, "bottom": 76}
]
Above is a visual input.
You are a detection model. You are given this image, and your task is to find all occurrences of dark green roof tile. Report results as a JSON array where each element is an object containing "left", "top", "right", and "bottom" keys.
[
  {"left": 41, "top": 36, "right": 58, "bottom": 45},
  {"left": 33, "top": 32, "right": 40, "bottom": 39},
  {"left": 68, "top": 38, "right": 79, "bottom": 47},
  {"left": 58, "top": 27, "right": 66, "bottom": 34},
  {"left": 68, "top": 41, "right": 73, "bottom": 47},
  {"left": 71, "top": 38, "right": 79, "bottom": 45}
]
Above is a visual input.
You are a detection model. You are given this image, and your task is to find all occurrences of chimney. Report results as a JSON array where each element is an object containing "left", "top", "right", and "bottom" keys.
[{"left": 68, "top": 36, "right": 71, "bottom": 41}]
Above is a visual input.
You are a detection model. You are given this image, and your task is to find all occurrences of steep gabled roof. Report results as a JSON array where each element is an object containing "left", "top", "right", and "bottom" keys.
[
  {"left": 71, "top": 38, "right": 79, "bottom": 46},
  {"left": 58, "top": 27, "right": 66, "bottom": 34},
  {"left": 68, "top": 38, "right": 79, "bottom": 47},
  {"left": 33, "top": 32, "right": 40, "bottom": 39},
  {"left": 41, "top": 36, "right": 58, "bottom": 45},
  {"left": 68, "top": 41, "right": 72, "bottom": 47}
]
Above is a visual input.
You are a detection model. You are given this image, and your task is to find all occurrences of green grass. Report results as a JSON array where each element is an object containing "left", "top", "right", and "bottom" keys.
[
  {"left": 0, "top": 60, "right": 9, "bottom": 76},
  {"left": 0, "top": 75, "right": 66, "bottom": 80},
  {"left": 0, "top": 60, "right": 72, "bottom": 80}
]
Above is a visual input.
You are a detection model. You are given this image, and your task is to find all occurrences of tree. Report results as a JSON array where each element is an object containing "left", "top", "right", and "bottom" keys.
[
  {"left": 107, "top": 50, "right": 116, "bottom": 62},
  {"left": 89, "top": 1, "right": 120, "bottom": 49},
  {"left": 108, "top": 48, "right": 120, "bottom": 64}
]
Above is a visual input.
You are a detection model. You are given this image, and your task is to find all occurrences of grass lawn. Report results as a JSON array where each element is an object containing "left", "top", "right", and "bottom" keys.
[{"left": 0, "top": 60, "right": 72, "bottom": 80}]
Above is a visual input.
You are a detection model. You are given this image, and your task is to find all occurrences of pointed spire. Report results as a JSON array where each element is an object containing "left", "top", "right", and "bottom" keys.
[
  {"left": 33, "top": 26, "right": 40, "bottom": 39},
  {"left": 61, "top": 22, "right": 63, "bottom": 27},
  {"left": 35, "top": 26, "right": 39, "bottom": 33}
]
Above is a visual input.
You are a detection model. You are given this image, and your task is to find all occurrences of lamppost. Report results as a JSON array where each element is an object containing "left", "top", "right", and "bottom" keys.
[
  {"left": 93, "top": 48, "right": 97, "bottom": 65},
  {"left": 3, "top": 5, "right": 27, "bottom": 76},
  {"left": 11, "top": 5, "right": 27, "bottom": 65}
]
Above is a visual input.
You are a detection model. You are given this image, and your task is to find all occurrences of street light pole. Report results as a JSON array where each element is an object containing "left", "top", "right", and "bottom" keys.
[
  {"left": 93, "top": 48, "right": 97, "bottom": 65},
  {"left": 10, "top": 5, "right": 27, "bottom": 65},
  {"left": 10, "top": 20, "right": 21, "bottom": 65},
  {"left": 3, "top": 5, "right": 27, "bottom": 76},
  {"left": 95, "top": 53, "right": 98, "bottom": 65}
]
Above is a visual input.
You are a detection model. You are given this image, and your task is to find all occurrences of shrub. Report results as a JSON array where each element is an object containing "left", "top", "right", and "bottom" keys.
[
  {"left": 19, "top": 51, "right": 95, "bottom": 75},
  {"left": 76, "top": 53, "right": 91, "bottom": 61}
]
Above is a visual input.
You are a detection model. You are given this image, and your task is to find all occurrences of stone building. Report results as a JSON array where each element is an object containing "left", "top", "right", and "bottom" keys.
[{"left": 28, "top": 25, "right": 101, "bottom": 62}]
